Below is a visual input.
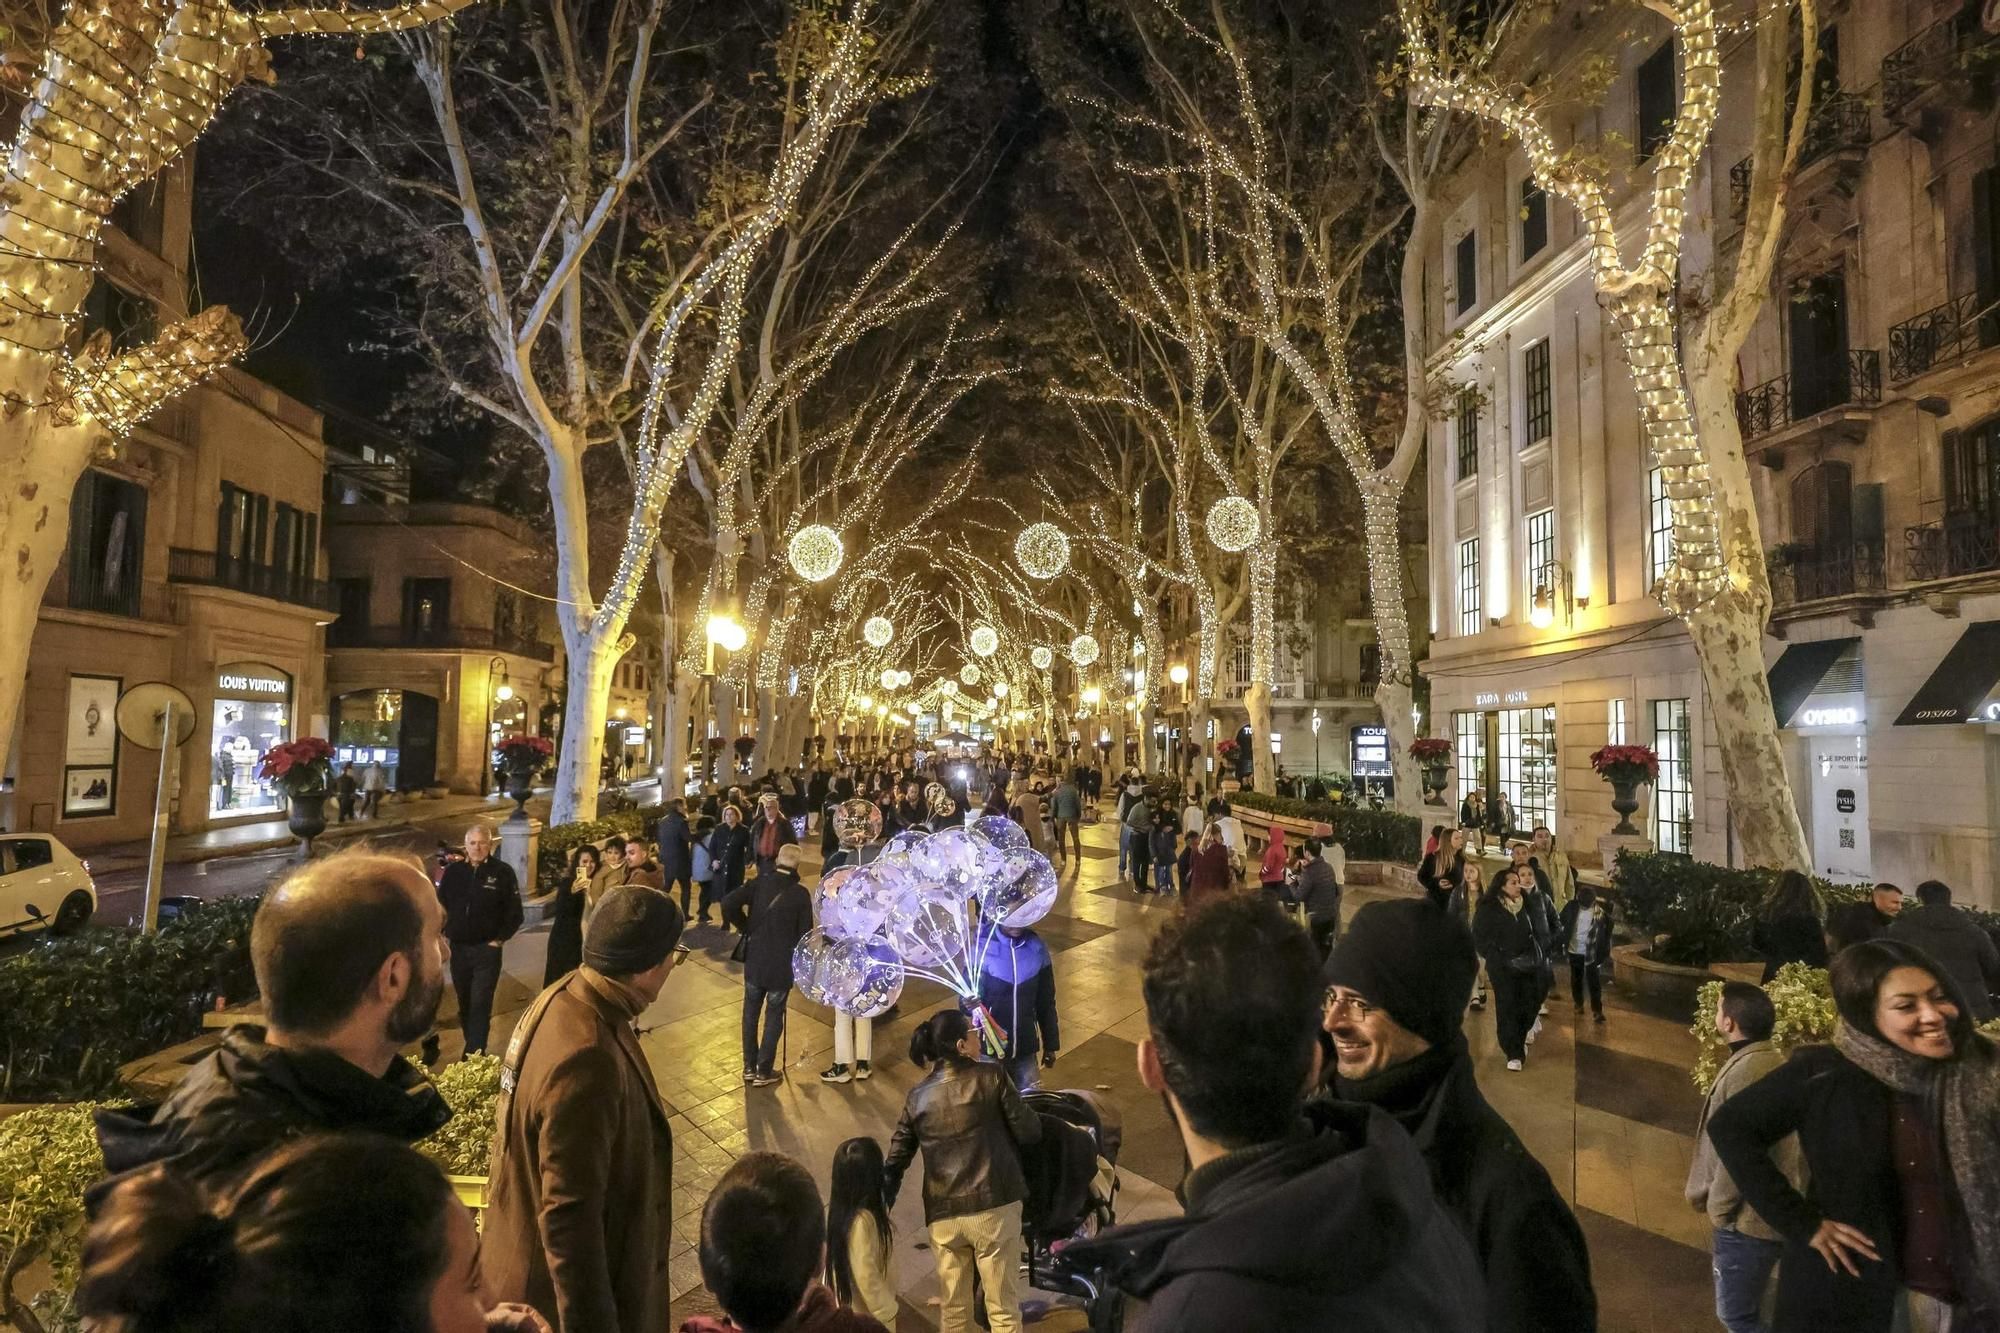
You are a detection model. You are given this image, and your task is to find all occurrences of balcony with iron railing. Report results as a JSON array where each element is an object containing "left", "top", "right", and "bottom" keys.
[
  {"left": 1882, "top": 8, "right": 1988, "bottom": 123},
  {"left": 40, "top": 570, "right": 174, "bottom": 622},
  {"left": 1888, "top": 291, "right": 2000, "bottom": 383},
  {"left": 1735, "top": 349, "right": 1882, "bottom": 442},
  {"left": 167, "top": 547, "right": 339, "bottom": 615},
  {"left": 1770, "top": 542, "right": 1887, "bottom": 610},
  {"left": 1728, "top": 92, "right": 1872, "bottom": 222},
  {"left": 1905, "top": 513, "right": 2000, "bottom": 583},
  {"left": 327, "top": 622, "right": 556, "bottom": 662}
]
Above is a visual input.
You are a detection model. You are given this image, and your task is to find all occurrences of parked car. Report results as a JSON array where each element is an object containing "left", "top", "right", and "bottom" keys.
[{"left": 0, "top": 834, "right": 97, "bottom": 936}]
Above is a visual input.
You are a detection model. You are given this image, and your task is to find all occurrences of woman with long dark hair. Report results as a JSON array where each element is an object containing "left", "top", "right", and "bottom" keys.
[
  {"left": 825, "top": 1137, "right": 898, "bottom": 1325},
  {"left": 1753, "top": 869, "right": 1830, "bottom": 983},
  {"left": 1709, "top": 939, "right": 2000, "bottom": 1332},
  {"left": 79, "top": 1133, "right": 547, "bottom": 1333},
  {"left": 1471, "top": 862, "right": 1543, "bottom": 1072},
  {"left": 544, "top": 844, "right": 600, "bottom": 986},
  {"left": 882, "top": 1009, "right": 1042, "bottom": 1333}
]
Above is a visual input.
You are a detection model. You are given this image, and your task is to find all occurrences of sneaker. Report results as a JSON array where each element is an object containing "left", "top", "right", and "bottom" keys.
[
  {"left": 742, "top": 1069, "right": 756, "bottom": 1084},
  {"left": 751, "top": 1070, "right": 782, "bottom": 1087},
  {"left": 1525, "top": 1026, "right": 1539, "bottom": 1046},
  {"left": 1593, "top": 1011, "right": 1607, "bottom": 1024},
  {"left": 819, "top": 1063, "right": 853, "bottom": 1084},
  {"left": 1538, "top": 1003, "right": 1550, "bottom": 1016},
  {"left": 1470, "top": 995, "right": 1486, "bottom": 1011},
  {"left": 854, "top": 1060, "right": 872, "bottom": 1080},
  {"left": 1505, "top": 1059, "right": 1524, "bottom": 1072}
]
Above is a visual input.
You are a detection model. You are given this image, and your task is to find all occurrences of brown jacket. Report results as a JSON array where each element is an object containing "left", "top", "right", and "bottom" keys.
[{"left": 484, "top": 968, "right": 672, "bottom": 1333}]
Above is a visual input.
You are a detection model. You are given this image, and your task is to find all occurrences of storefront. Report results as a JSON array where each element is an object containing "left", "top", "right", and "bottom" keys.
[
  {"left": 210, "top": 663, "right": 293, "bottom": 818},
  {"left": 333, "top": 688, "right": 440, "bottom": 792},
  {"left": 1451, "top": 691, "right": 1560, "bottom": 833},
  {"left": 1768, "top": 636, "right": 1873, "bottom": 885}
]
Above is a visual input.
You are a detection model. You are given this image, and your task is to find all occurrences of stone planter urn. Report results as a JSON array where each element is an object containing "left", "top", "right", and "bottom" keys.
[
  {"left": 504, "top": 764, "right": 536, "bottom": 819},
  {"left": 287, "top": 793, "right": 328, "bottom": 857},
  {"left": 1421, "top": 765, "right": 1450, "bottom": 806},
  {"left": 1608, "top": 778, "right": 1644, "bottom": 835}
]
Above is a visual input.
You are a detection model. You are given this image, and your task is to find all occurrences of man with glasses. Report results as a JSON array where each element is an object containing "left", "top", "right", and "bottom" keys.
[{"left": 1320, "top": 899, "right": 1595, "bottom": 1333}]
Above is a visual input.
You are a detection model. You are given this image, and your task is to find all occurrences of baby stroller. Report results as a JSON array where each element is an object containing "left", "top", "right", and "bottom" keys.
[{"left": 1017, "top": 1088, "right": 1123, "bottom": 1328}]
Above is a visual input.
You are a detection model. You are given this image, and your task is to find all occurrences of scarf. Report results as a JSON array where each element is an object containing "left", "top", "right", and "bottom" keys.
[
  {"left": 578, "top": 965, "right": 652, "bottom": 1022},
  {"left": 757, "top": 818, "right": 780, "bottom": 859},
  {"left": 1834, "top": 1020, "right": 2000, "bottom": 1314}
]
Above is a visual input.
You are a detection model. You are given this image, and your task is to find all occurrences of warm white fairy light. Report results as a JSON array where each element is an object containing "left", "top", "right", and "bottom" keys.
[
  {"left": 1014, "top": 522, "right": 1071, "bottom": 580},
  {"left": 969, "top": 624, "right": 998, "bottom": 657},
  {"left": 1069, "top": 634, "right": 1100, "bottom": 667},
  {"left": 959, "top": 662, "right": 981, "bottom": 686},
  {"left": 1030, "top": 645, "right": 1054, "bottom": 671},
  {"left": 787, "top": 524, "right": 845, "bottom": 583},
  {"left": 1206, "top": 496, "right": 1260, "bottom": 554},
  {"left": 941, "top": 679, "right": 958, "bottom": 697},
  {"left": 993, "top": 680, "right": 1009, "bottom": 697},
  {"left": 879, "top": 667, "right": 899, "bottom": 691},
  {"left": 863, "top": 615, "right": 894, "bottom": 648}
]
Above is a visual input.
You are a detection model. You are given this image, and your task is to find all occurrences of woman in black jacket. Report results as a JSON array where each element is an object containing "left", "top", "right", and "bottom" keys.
[
  {"left": 883, "top": 1009, "right": 1042, "bottom": 1333},
  {"left": 1708, "top": 940, "right": 2000, "bottom": 1333},
  {"left": 1753, "top": 868, "right": 1830, "bottom": 983},
  {"left": 1472, "top": 865, "right": 1544, "bottom": 1072},
  {"left": 1418, "top": 829, "right": 1466, "bottom": 912},
  {"left": 542, "top": 844, "right": 600, "bottom": 986},
  {"left": 710, "top": 803, "right": 751, "bottom": 905}
]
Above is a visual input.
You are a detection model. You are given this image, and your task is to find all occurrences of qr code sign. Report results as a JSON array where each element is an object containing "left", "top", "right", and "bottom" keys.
[{"left": 1839, "top": 828, "right": 1855, "bottom": 850}]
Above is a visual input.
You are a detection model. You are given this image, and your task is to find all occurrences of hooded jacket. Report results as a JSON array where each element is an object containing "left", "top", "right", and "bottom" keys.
[
  {"left": 1887, "top": 904, "right": 2000, "bottom": 1021},
  {"left": 977, "top": 930, "right": 1060, "bottom": 1063},
  {"left": 92, "top": 1025, "right": 450, "bottom": 1203},
  {"left": 1063, "top": 1101, "right": 1484, "bottom": 1332},
  {"left": 677, "top": 1282, "right": 888, "bottom": 1333}
]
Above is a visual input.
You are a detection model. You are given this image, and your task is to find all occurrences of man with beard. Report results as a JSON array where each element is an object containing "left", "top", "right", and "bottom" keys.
[
  {"left": 1320, "top": 899, "right": 1594, "bottom": 1333},
  {"left": 93, "top": 851, "right": 453, "bottom": 1200}
]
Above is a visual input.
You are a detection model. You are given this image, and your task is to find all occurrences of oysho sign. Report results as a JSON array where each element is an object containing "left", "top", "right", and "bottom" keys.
[{"left": 1798, "top": 706, "right": 1860, "bottom": 727}]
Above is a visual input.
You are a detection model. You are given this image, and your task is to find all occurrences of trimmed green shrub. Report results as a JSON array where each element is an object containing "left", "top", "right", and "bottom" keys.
[
  {"left": 0, "top": 897, "right": 261, "bottom": 1103},
  {"left": 1226, "top": 790, "right": 1424, "bottom": 863},
  {"left": 0, "top": 1102, "right": 103, "bottom": 1333},
  {"left": 417, "top": 1053, "right": 501, "bottom": 1178},
  {"left": 535, "top": 806, "right": 662, "bottom": 894}
]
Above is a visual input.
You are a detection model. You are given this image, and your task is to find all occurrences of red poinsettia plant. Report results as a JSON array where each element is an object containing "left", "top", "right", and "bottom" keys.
[
  {"left": 496, "top": 735, "right": 554, "bottom": 770},
  {"left": 1410, "top": 737, "right": 1453, "bottom": 765},
  {"left": 705, "top": 736, "right": 726, "bottom": 752},
  {"left": 1590, "top": 744, "right": 1659, "bottom": 785},
  {"left": 258, "top": 737, "right": 336, "bottom": 798},
  {"left": 1216, "top": 737, "right": 1240, "bottom": 758}
]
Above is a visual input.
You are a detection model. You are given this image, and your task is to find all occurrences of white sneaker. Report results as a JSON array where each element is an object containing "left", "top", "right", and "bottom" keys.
[
  {"left": 1506, "top": 1059, "right": 1524, "bottom": 1072},
  {"left": 1539, "top": 1003, "right": 1550, "bottom": 1016},
  {"left": 1526, "top": 1023, "right": 1540, "bottom": 1045}
]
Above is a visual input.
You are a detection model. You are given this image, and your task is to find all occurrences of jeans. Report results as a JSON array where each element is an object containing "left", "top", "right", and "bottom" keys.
[
  {"left": 1569, "top": 954, "right": 1604, "bottom": 1015},
  {"left": 449, "top": 943, "right": 503, "bottom": 1056},
  {"left": 930, "top": 1201, "right": 1025, "bottom": 1333},
  {"left": 1053, "top": 819, "right": 1081, "bottom": 861},
  {"left": 1710, "top": 1227, "right": 1782, "bottom": 1333},
  {"left": 1154, "top": 861, "right": 1173, "bottom": 894},
  {"left": 743, "top": 984, "right": 788, "bottom": 1074},
  {"left": 1006, "top": 1053, "right": 1039, "bottom": 1093},
  {"left": 1117, "top": 825, "right": 1133, "bottom": 876}
]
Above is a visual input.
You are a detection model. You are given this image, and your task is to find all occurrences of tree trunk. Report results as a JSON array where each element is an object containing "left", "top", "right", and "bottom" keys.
[
  {"left": 0, "top": 413, "right": 94, "bottom": 786},
  {"left": 1245, "top": 680, "right": 1274, "bottom": 794},
  {"left": 1248, "top": 532, "right": 1277, "bottom": 794},
  {"left": 550, "top": 632, "right": 617, "bottom": 824},
  {"left": 1360, "top": 481, "right": 1423, "bottom": 814}
]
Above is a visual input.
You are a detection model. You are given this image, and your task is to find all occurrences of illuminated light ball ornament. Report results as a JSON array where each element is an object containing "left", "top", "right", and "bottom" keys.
[
  {"left": 879, "top": 667, "right": 899, "bottom": 692},
  {"left": 993, "top": 681, "right": 1009, "bottom": 698},
  {"left": 787, "top": 524, "right": 844, "bottom": 583},
  {"left": 969, "top": 624, "right": 999, "bottom": 657},
  {"left": 1206, "top": 496, "right": 1260, "bottom": 553},
  {"left": 941, "top": 679, "right": 958, "bottom": 697},
  {"left": 895, "top": 669, "right": 912, "bottom": 688},
  {"left": 959, "top": 663, "right": 981, "bottom": 687},
  {"left": 1014, "top": 522, "right": 1071, "bottom": 581},
  {"left": 1069, "top": 634, "right": 1101, "bottom": 668},
  {"left": 1030, "top": 645, "right": 1054, "bottom": 671},
  {"left": 863, "top": 615, "right": 894, "bottom": 648}
]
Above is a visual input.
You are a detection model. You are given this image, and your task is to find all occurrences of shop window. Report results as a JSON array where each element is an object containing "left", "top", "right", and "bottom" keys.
[
  {"left": 1523, "top": 340, "right": 1552, "bottom": 444},
  {"left": 1608, "top": 698, "right": 1628, "bottom": 745},
  {"left": 1498, "top": 706, "right": 1557, "bottom": 834},
  {"left": 1453, "top": 710, "right": 1486, "bottom": 803},
  {"left": 1455, "top": 231, "right": 1478, "bottom": 316},
  {"left": 1520, "top": 178, "right": 1548, "bottom": 260},
  {"left": 67, "top": 470, "right": 147, "bottom": 617},
  {"left": 1457, "top": 538, "right": 1481, "bottom": 636},
  {"left": 1636, "top": 41, "right": 1678, "bottom": 163},
  {"left": 1652, "top": 697, "right": 1693, "bottom": 853},
  {"left": 1456, "top": 390, "right": 1479, "bottom": 479},
  {"left": 211, "top": 664, "right": 293, "bottom": 820},
  {"left": 1648, "top": 467, "right": 1675, "bottom": 587},
  {"left": 1525, "top": 509, "right": 1555, "bottom": 604}
]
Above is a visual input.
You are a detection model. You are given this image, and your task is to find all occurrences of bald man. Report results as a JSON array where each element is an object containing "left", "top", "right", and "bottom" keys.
[
  {"left": 438, "top": 823, "right": 523, "bottom": 1056},
  {"left": 92, "top": 850, "right": 454, "bottom": 1201}
]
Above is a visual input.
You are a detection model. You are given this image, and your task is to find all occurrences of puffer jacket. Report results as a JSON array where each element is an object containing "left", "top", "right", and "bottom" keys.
[{"left": 882, "top": 1057, "right": 1042, "bottom": 1224}]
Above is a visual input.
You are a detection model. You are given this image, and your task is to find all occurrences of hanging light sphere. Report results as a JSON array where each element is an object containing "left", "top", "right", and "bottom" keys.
[
  {"left": 1069, "top": 634, "right": 1101, "bottom": 667},
  {"left": 879, "top": 667, "right": 899, "bottom": 692},
  {"left": 788, "top": 525, "right": 845, "bottom": 582},
  {"left": 863, "top": 615, "right": 894, "bottom": 648},
  {"left": 993, "top": 681, "right": 1010, "bottom": 698},
  {"left": 1206, "top": 496, "right": 1260, "bottom": 553},
  {"left": 941, "top": 680, "right": 959, "bottom": 697},
  {"left": 960, "top": 663, "right": 982, "bottom": 687},
  {"left": 969, "top": 624, "right": 999, "bottom": 657},
  {"left": 1030, "top": 646, "right": 1054, "bottom": 671},
  {"left": 896, "top": 670, "right": 912, "bottom": 688},
  {"left": 1014, "top": 523, "right": 1071, "bottom": 580}
]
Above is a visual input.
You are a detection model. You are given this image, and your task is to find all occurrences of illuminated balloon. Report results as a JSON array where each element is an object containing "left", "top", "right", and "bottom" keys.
[
  {"left": 832, "top": 798, "right": 882, "bottom": 849},
  {"left": 836, "top": 864, "right": 896, "bottom": 939},
  {"left": 824, "top": 935, "right": 905, "bottom": 1019},
  {"left": 883, "top": 828, "right": 929, "bottom": 860},
  {"left": 969, "top": 814, "right": 1030, "bottom": 856},
  {"left": 887, "top": 891, "right": 970, "bottom": 969},
  {"left": 791, "top": 928, "right": 842, "bottom": 1005},
  {"left": 916, "top": 826, "right": 1000, "bottom": 896},
  {"left": 814, "top": 866, "right": 858, "bottom": 936},
  {"left": 979, "top": 849, "right": 1060, "bottom": 929}
]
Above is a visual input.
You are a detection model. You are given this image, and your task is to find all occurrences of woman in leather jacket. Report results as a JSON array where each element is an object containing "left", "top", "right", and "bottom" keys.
[{"left": 882, "top": 1009, "right": 1042, "bottom": 1333}]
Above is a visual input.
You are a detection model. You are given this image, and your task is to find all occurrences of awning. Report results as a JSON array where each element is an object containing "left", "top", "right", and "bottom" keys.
[
  {"left": 1894, "top": 620, "right": 2000, "bottom": 726},
  {"left": 1767, "top": 636, "right": 1859, "bottom": 727}
]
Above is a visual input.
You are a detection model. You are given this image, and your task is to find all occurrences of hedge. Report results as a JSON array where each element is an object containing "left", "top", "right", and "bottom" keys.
[
  {"left": 1614, "top": 850, "right": 2000, "bottom": 969},
  {"left": 1225, "top": 789, "right": 1424, "bottom": 863},
  {"left": 535, "top": 805, "right": 663, "bottom": 894},
  {"left": 0, "top": 897, "right": 261, "bottom": 1103}
]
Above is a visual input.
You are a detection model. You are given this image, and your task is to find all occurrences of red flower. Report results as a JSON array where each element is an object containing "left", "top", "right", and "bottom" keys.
[
  {"left": 258, "top": 737, "right": 335, "bottom": 792},
  {"left": 1589, "top": 744, "right": 1659, "bottom": 782},
  {"left": 1410, "top": 737, "right": 1453, "bottom": 763},
  {"left": 497, "top": 735, "right": 554, "bottom": 764}
]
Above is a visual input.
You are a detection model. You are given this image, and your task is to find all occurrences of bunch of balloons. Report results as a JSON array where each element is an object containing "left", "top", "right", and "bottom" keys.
[{"left": 792, "top": 816, "right": 1061, "bottom": 1054}]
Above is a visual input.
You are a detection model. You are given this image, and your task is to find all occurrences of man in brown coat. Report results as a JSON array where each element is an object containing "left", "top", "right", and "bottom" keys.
[{"left": 485, "top": 885, "right": 686, "bottom": 1333}]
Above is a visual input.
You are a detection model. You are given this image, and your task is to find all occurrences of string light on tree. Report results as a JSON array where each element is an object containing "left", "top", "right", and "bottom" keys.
[
  {"left": 879, "top": 667, "right": 899, "bottom": 691},
  {"left": 1206, "top": 496, "right": 1260, "bottom": 553},
  {"left": 788, "top": 525, "right": 845, "bottom": 583},
  {"left": 1069, "top": 634, "right": 1100, "bottom": 667},
  {"left": 969, "top": 624, "right": 998, "bottom": 657},
  {"left": 863, "top": 616, "right": 894, "bottom": 648},
  {"left": 1014, "top": 522, "right": 1071, "bottom": 580}
]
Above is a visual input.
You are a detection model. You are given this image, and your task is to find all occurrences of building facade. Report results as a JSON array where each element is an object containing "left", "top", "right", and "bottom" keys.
[{"left": 1420, "top": 0, "right": 2000, "bottom": 905}]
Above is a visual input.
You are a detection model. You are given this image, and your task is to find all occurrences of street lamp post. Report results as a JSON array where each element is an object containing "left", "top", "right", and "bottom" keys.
[
  {"left": 482, "top": 655, "right": 509, "bottom": 796},
  {"left": 1311, "top": 708, "right": 1322, "bottom": 780}
]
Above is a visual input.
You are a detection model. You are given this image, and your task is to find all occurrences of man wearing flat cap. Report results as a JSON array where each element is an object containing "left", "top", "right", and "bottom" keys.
[
  {"left": 485, "top": 885, "right": 687, "bottom": 1333},
  {"left": 1320, "top": 899, "right": 1595, "bottom": 1333}
]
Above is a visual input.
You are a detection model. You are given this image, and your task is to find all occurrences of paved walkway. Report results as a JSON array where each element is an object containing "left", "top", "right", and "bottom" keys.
[{"left": 466, "top": 818, "right": 1712, "bottom": 1332}]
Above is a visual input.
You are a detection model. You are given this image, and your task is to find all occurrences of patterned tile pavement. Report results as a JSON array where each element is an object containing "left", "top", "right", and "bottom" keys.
[{"left": 469, "top": 817, "right": 1717, "bottom": 1331}]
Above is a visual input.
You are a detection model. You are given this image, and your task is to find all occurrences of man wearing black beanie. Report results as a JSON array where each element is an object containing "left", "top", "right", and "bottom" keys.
[{"left": 1322, "top": 899, "right": 1597, "bottom": 1333}]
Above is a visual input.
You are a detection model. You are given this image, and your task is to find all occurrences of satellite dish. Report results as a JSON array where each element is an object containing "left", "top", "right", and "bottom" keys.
[{"left": 117, "top": 682, "right": 197, "bottom": 749}]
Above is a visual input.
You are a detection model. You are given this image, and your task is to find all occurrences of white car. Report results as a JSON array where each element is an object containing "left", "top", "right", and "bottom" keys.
[{"left": 0, "top": 833, "right": 97, "bottom": 936}]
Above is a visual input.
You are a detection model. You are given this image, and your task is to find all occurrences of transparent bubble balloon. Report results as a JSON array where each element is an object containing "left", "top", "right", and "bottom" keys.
[
  {"left": 883, "top": 828, "right": 929, "bottom": 860},
  {"left": 833, "top": 798, "right": 882, "bottom": 850},
  {"left": 814, "top": 866, "right": 858, "bottom": 937},
  {"left": 835, "top": 864, "right": 895, "bottom": 940},
  {"left": 979, "top": 849, "right": 1060, "bottom": 929},
  {"left": 970, "top": 815, "right": 1030, "bottom": 856},
  {"left": 791, "top": 928, "right": 842, "bottom": 1005},
  {"left": 825, "top": 934, "right": 905, "bottom": 1019},
  {"left": 887, "top": 889, "right": 971, "bottom": 970},
  {"left": 916, "top": 826, "right": 998, "bottom": 899}
]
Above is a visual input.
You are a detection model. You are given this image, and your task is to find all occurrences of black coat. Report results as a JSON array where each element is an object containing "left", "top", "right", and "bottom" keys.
[
  {"left": 544, "top": 875, "right": 585, "bottom": 986},
  {"left": 1472, "top": 896, "right": 1544, "bottom": 978},
  {"left": 1331, "top": 1046, "right": 1594, "bottom": 1333},
  {"left": 1753, "top": 912, "right": 1829, "bottom": 984},
  {"left": 91, "top": 1026, "right": 450, "bottom": 1206},
  {"left": 1064, "top": 1101, "right": 1483, "bottom": 1332},
  {"left": 747, "top": 812, "right": 798, "bottom": 869},
  {"left": 1827, "top": 899, "right": 1895, "bottom": 953},
  {"left": 710, "top": 822, "right": 751, "bottom": 892},
  {"left": 653, "top": 808, "right": 693, "bottom": 884},
  {"left": 1706, "top": 1045, "right": 1904, "bottom": 1331},
  {"left": 722, "top": 870, "right": 813, "bottom": 991}
]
